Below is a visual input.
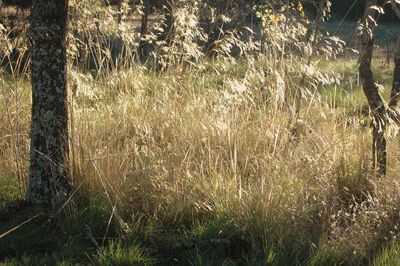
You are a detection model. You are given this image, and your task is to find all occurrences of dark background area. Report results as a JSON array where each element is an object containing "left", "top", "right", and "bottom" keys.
[
  {"left": 1, "top": 0, "right": 399, "bottom": 22},
  {"left": 303, "top": 0, "right": 400, "bottom": 21}
]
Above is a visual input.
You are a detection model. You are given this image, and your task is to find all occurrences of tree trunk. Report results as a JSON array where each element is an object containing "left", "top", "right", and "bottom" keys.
[
  {"left": 27, "top": 0, "right": 71, "bottom": 206},
  {"left": 117, "top": 1, "right": 123, "bottom": 24},
  {"left": 290, "top": 0, "right": 329, "bottom": 134},
  {"left": 308, "top": 0, "right": 329, "bottom": 64},
  {"left": 359, "top": 0, "right": 387, "bottom": 177},
  {"left": 203, "top": 3, "right": 228, "bottom": 57},
  {"left": 128, "top": 0, "right": 136, "bottom": 16},
  {"left": 140, "top": 0, "right": 149, "bottom": 37},
  {"left": 158, "top": 0, "right": 174, "bottom": 45},
  {"left": 389, "top": 36, "right": 400, "bottom": 108},
  {"left": 137, "top": 0, "right": 150, "bottom": 62}
]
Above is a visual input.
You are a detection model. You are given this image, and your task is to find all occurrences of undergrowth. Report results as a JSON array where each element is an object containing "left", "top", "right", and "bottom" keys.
[{"left": 1, "top": 57, "right": 400, "bottom": 265}]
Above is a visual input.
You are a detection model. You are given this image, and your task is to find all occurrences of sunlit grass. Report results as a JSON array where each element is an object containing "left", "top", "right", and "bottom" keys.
[
  {"left": 1, "top": 53, "right": 400, "bottom": 265},
  {"left": 1, "top": 2, "right": 400, "bottom": 262}
]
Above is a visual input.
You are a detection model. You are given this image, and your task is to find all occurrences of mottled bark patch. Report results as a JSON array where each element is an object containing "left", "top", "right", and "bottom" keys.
[{"left": 27, "top": 0, "right": 71, "bottom": 207}]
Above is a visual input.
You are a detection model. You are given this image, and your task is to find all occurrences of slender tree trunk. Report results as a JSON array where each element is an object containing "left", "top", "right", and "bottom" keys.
[
  {"left": 117, "top": 2, "right": 123, "bottom": 24},
  {"left": 308, "top": 0, "right": 329, "bottom": 65},
  {"left": 389, "top": 36, "right": 400, "bottom": 109},
  {"left": 203, "top": 3, "right": 228, "bottom": 57},
  {"left": 158, "top": 0, "right": 174, "bottom": 45},
  {"left": 28, "top": 0, "right": 71, "bottom": 206},
  {"left": 291, "top": 0, "right": 328, "bottom": 135},
  {"left": 137, "top": 0, "right": 150, "bottom": 62},
  {"left": 128, "top": 0, "right": 136, "bottom": 16},
  {"left": 359, "top": 0, "right": 387, "bottom": 177},
  {"left": 140, "top": 0, "right": 149, "bottom": 36},
  {"left": 117, "top": 0, "right": 129, "bottom": 25}
]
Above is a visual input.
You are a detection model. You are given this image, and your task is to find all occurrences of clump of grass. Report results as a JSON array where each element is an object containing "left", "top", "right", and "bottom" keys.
[
  {"left": 372, "top": 241, "right": 400, "bottom": 266},
  {"left": 95, "top": 241, "right": 155, "bottom": 266}
]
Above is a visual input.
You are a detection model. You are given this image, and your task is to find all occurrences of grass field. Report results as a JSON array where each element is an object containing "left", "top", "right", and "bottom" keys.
[
  {"left": 1, "top": 54, "right": 399, "bottom": 265},
  {"left": 1, "top": 1, "right": 400, "bottom": 264}
]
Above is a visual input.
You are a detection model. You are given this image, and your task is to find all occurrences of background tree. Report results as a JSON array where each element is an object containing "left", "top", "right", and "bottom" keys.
[
  {"left": 27, "top": 0, "right": 71, "bottom": 206},
  {"left": 136, "top": 0, "right": 176, "bottom": 67},
  {"left": 137, "top": 0, "right": 150, "bottom": 62},
  {"left": 158, "top": 0, "right": 175, "bottom": 45},
  {"left": 200, "top": 0, "right": 255, "bottom": 56},
  {"left": 389, "top": 36, "right": 400, "bottom": 109},
  {"left": 389, "top": 1, "right": 400, "bottom": 110},
  {"left": 358, "top": 0, "right": 387, "bottom": 177}
]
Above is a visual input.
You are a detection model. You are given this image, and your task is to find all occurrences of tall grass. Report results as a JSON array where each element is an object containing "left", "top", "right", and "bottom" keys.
[
  {"left": 0, "top": 1, "right": 399, "bottom": 264},
  {"left": 2, "top": 57, "right": 400, "bottom": 264}
]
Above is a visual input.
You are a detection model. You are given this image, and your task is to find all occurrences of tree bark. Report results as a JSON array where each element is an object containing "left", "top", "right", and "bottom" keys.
[
  {"left": 359, "top": 0, "right": 387, "bottom": 177},
  {"left": 27, "top": 0, "right": 71, "bottom": 206}
]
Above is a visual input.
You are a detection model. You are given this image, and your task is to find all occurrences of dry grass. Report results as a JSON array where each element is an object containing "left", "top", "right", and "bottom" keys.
[
  {"left": 1, "top": 56, "right": 400, "bottom": 264},
  {"left": 0, "top": 1, "right": 399, "bottom": 264}
]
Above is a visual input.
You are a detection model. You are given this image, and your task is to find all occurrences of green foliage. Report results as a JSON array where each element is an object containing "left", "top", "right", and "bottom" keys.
[
  {"left": 95, "top": 241, "right": 155, "bottom": 266},
  {"left": 372, "top": 241, "right": 400, "bottom": 266}
]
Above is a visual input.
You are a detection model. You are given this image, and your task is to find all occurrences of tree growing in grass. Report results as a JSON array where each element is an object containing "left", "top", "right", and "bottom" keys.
[
  {"left": 358, "top": 0, "right": 400, "bottom": 177},
  {"left": 389, "top": 36, "right": 400, "bottom": 109},
  {"left": 389, "top": 1, "right": 400, "bottom": 109},
  {"left": 358, "top": 0, "right": 387, "bottom": 177},
  {"left": 27, "top": 0, "right": 71, "bottom": 206}
]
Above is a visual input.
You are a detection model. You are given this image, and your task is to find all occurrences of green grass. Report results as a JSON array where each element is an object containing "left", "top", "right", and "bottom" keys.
[
  {"left": 323, "top": 21, "right": 400, "bottom": 47},
  {"left": 372, "top": 241, "right": 400, "bottom": 266},
  {"left": 317, "top": 57, "right": 396, "bottom": 119}
]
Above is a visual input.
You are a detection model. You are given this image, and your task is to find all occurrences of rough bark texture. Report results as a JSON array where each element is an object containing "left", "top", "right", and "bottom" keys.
[
  {"left": 359, "top": 0, "right": 387, "bottom": 177},
  {"left": 27, "top": 0, "right": 71, "bottom": 206}
]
